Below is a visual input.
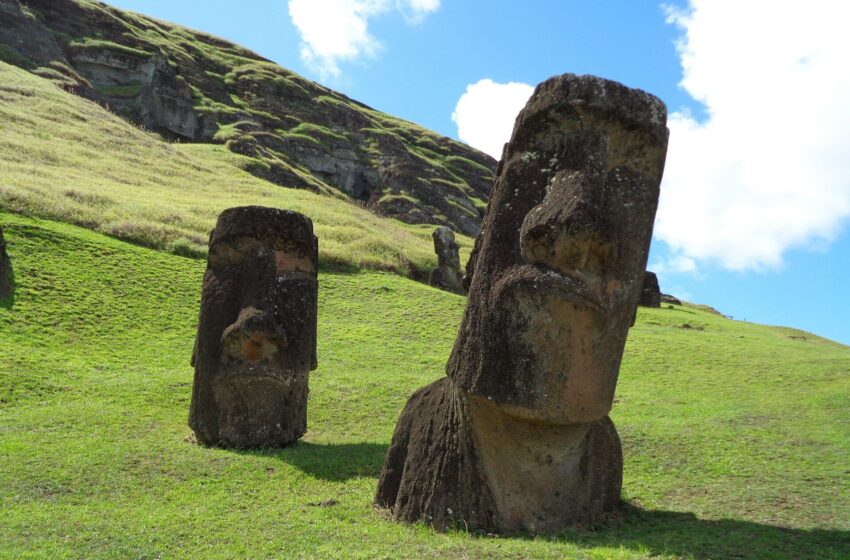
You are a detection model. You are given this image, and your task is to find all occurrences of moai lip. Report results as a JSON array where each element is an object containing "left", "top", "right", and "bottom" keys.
[
  {"left": 428, "top": 226, "right": 465, "bottom": 294},
  {"left": 189, "top": 206, "right": 318, "bottom": 448},
  {"left": 376, "top": 74, "right": 669, "bottom": 533}
]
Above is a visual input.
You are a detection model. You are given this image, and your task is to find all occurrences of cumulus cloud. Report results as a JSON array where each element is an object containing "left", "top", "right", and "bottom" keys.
[
  {"left": 658, "top": 0, "right": 850, "bottom": 271},
  {"left": 288, "top": 0, "right": 440, "bottom": 78},
  {"left": 452, "top": 79, "right": 534, "bottom": 159}
]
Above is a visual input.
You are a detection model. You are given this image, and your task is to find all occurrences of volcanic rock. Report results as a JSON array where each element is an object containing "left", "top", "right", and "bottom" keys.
[
  {"left": 639, "top": 271, "right": 661, "bottom": 307},
  {"left": 376, "top": 74, "right": 669, "bottom": 533},
  {"left": 189, "top": 206, "right": 318, "bottom": 448},
  {"left": 428, "top": 226, "right": 464, "bottom": 294}
]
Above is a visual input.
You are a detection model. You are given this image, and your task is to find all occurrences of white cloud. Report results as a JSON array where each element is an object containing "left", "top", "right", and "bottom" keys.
[
  {"left": 288, "top": 0, "right": 440, "bottom": 78},
  {"left": 452, "top": 79, "right": 534, "bottom": 159},
  {"left": 658, "top": 0, "right": 850, "bottom": 271}
]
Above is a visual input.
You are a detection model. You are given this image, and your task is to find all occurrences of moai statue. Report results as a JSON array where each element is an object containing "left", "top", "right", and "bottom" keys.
[
  {"left": 639, "top": 271, "right": 661, "bottom": 308},
  {"left": 428, "top": 226, "right": 465, "bottom": 294},
  {"left": 375, "top": 74, "right": 668, "bottom": 533},
  {"left": 0, "top": 227, "right": 11, "bottom": 300},
  {"left": 189, "top": 206, "right": 318, "bottom": 448}
]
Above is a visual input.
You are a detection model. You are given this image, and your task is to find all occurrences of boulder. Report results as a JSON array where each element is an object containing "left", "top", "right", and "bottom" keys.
[
  {"left": 189, "top": 206, "right": 318, "bottom": 448},
  {"left": 376, "top": 74, "right": 668, "bottom": 533},
  {"left": 661, "top": 293, "right": 682, "bottom": 305},
  {"left": 428, "top": 226, "right": 464, "bottom": 294},
  {"left": 639, "top": 271, "right": 661, "bottom": 307}
]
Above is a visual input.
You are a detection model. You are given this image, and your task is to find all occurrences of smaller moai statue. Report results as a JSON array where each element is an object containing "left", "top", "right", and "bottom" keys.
[
  {"left": 189, "top": 206, "right": 318, "bottom": 448},
  {"left": 428, "top": 226, "right": 465, "bottom": 294},
  {"left": 639, "top": 271, "right": 661, "bottom": 307},
  {"left": 0, "top": 227, "right": 11, "bottom": 300}
]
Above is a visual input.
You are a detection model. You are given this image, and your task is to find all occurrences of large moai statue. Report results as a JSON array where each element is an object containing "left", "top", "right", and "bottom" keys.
[
  {"left": 189, "top": 206, "right": 319, "bottom": 448},
  {"left": 0, "top": 227, "right": 11, "bottom": 300},
  {"left": 428, "top": 226, "right": 465, "bottom": 294},
  {"left": 375, "top": 74, "right": 668, "bottom": 533},
  {"left": 639, "top": 271, "right": 661, "bottom": 307}
]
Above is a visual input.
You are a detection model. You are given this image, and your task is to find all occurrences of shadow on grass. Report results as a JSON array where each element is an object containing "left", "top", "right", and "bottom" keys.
[
  {"left": 234, "top": 441, "right": 388, "bottom": 481},
  {"left": 532, "top": 504, "right": 850, "bottom": 560}
]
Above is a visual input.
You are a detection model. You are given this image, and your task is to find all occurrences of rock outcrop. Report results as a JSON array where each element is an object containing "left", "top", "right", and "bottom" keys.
[
  {"left": 0, "top": 227, "right": 11, "bottom": 300},
  {"left": 189, "top": 206, "right": 318, "bottom": 448},
  {"left": 639, "top": 271, "right": 661, "bottom": 307},
  {"left": 661, "top": 293, "right": 682, "bottom": 305},
  {"left": 376, "top": 74, "right": 669, "bottom": 533},
  {"left": 428, "top": 226, "right": 464, "bottom": 294},
  {"left": 0, "top": 0, "right": 496, "bottom": 235}
]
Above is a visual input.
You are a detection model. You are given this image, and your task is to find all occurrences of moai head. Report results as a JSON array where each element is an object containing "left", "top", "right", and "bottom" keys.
[
  {"left": 448, "top": 75, "right": 668, "bottom": 424},
  {"left": 433, "top": 226, "right": 461, "bottom": 270},
  {"left": 189, "top": 206, "right": 318, "bottom": 448}
]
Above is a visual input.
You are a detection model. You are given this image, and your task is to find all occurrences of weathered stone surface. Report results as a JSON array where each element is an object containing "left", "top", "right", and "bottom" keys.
[
  {"left": 189, "top": 206, "right": 318, "bottom": 448},
  {"left": 640, "top": 271, "right": 661, "bottom": 308},
  {"left": 428, "top": 226, "right": 464, "bottom": 294},
  {"left": 0, "top": 227, "right": 11, "bottom": 300},
  {"left": 376, "top": 74, "right": 668, "bottom": 533}
]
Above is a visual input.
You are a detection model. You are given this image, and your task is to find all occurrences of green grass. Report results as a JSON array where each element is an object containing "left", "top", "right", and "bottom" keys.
[
  {"left": 95, "top": 83, "right": 144, "bottom": 98},
  {"left": 0, "top": 212, "right": 848, "bottom": 559},
  {"left": 0, "top": 61, "right": 473, "bottom": 274}
]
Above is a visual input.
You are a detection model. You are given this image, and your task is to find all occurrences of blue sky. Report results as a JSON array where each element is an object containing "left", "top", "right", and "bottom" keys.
[{"left": 107, "top": 0, "right": 850, "bottom": 345}]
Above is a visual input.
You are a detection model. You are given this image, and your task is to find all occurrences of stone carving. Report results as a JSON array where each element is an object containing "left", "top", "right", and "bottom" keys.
[
  {"left": 375, "top": 74, "right": 668, "bottom": 533},
  {"left": 0, "top": 227, "right": 11, "bottom": 300},
  {"left": 639, "top": 271, "right": 661, "bottom": 307},
  {"left": 189, "top": 206, "right": 318, "bottom": 448},
  {"left": 428, "top": 226, "right": 465, "bottom": 294}
]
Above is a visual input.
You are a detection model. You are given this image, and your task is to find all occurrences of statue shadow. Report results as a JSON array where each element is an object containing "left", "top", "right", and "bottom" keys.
[
  {"left": 234, "top": 441, "right": 388, "bottom": 481},
  {"left": 509, "top": 504, "right": 850, "bottom": 560}
]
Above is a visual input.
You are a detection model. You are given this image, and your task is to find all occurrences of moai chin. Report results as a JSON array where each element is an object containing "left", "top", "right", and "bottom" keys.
[
  {"left": 376, "top": 74, "right": 668, "bottom": 533},
  {"left": 189, "top": 206, "right": 318, "bottom": 448},
  {"left": 428, "top": 226, "right": 465, "bottom": 294}
]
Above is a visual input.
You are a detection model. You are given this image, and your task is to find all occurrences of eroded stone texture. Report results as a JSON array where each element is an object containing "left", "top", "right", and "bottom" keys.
[
  {"left": 640, "top": 271, "right": 661, "bottom": 308},
  {"left": 189, "top": 206, "right": 318, "bottom": 448},
  {"left": 428, "top": 226, "right": 465, "bottom": 294},
  {"left": 0, "top": 227, "right": 11, "bottom": 300},
  {"left": 376, "top": 74, "right": 668, "bottom": 533}
]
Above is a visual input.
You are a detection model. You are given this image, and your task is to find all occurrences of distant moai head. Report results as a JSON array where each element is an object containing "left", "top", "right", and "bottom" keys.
[
  {"left": 448, "top": 75, "right": 668, "bottom": 424},
  {"left": 433, "top": 226, "right": 461, "bottom": 270},
  {"left": 0, "top": 227, "right": 11, "bottom": 301},
  {"left": 189, "top": 206, "right": 318, "bottom": 448}
]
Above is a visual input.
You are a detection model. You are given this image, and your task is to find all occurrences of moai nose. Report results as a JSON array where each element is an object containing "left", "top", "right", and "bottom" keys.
[
  {"left": 220, "top": 307, "right": 287, "bottom": 364},
  {"left": 520, "top": 172, "right": 614, "bottom": 275}
]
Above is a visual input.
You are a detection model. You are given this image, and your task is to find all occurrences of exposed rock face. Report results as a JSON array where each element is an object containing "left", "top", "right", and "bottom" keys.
[
  {"left": 189, "top": 206, "right": 318, "bottom": 448},
  {"left": 640, "top": 271, "right": 661, "bottom": 307},
  {"left": 428, "top": 226, "right": 464, "bottom": 294},
  {"left": 376, "top": 74, "right": 669, "bottom": 533},
  {"left": 0, "top": 227, "right": 11, "bottom": 300},
  {"left": 0, "top": 0, "right": 496, "bottom": 234}
]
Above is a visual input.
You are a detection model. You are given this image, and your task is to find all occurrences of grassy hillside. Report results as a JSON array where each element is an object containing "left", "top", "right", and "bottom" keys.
[
  {"left": 1, "top": 213, "right": 847, "bottom": 559},
  {"left": 0, "top": 0, "right": 495, "bottom": 233},
  {"left": 0, "top": 61, "right": 472, "bottom": 274}
]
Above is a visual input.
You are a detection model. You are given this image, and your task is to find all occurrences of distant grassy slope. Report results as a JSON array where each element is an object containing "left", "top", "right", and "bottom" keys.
[
  {"left": 0, "top": 0, "right": 495, "bottom": 233},
  {"left": 0, "top": 61, "right": 472, "bottom": 273},
  {"left": 1, "top": 214, "right": 847, "bottom": 559}
]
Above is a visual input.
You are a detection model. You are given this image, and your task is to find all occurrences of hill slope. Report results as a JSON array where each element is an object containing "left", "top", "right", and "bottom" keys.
[
  {"left": 0, "top": 60, "right": 475, "bottom": 274},
  {"left": 1, "top": 213, "right": 848, "bottom": 559},
  {"left": 0, "top": 0, "right": 496, "bottom": 234}
]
